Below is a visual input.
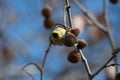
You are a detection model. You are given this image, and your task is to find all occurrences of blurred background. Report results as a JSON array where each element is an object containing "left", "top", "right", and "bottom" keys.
[{"left": 0, "top": 0, "right": 120, "bottom": 80}]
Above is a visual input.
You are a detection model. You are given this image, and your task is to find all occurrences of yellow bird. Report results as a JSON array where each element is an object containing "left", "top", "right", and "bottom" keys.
[{"left": 50, "top": 27, "right": 66, "bottom": 45}]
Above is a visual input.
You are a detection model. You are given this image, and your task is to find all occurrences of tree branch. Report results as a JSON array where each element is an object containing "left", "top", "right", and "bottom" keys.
[
  {"left": 22, "top": 63, "right": 42, "bottom": 80},
  {"left": 91, "top": 48, "right": 120, "bottom": 78},
  {"left": 103, "top": 0, "right": 117, "bottom": 74},
  {"left": 66, "top": 0, "right": 92, "bottom": 79},
  {"left": 73, "top": 0, "right": 119, "bottom": 79},
  {"left": 79, "top": 50, "right": 92, "bottom": 80},
  {"left": 22, "top": 42, "right": 52, "bottom": 80},
  {"left": 41, "top": 43, "right": 52, "bottom": 80},
  {"left": 73, "top": 0, "right": 108, "bottom": 33},
  {"left": 65, "top": 0, "right": 73, "bottom": 28}
]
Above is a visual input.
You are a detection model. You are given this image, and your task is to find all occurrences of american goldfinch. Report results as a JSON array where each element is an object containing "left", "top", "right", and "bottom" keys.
[{"left": 50, "top": 27, "right": 66, "bottom": 45}]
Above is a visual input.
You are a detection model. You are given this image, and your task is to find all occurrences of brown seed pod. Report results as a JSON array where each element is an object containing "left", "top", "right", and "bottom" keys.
[
  {"left": 62, "top": 32, "right": 77, "bottom": 47},
  {"left": 116, "top": 72, "right": 120, "bottom": 80},
  {"left": 2, "top": 47, "right": 15, "bottom": 64},
  {"left": 76, "top": 39, "right": 87, "bottom": 49},
  {"left": 44, "top": 18, "right": 54, "bottom": 29},
  {"left": 109, "top": 0, "right": 118, "bottom": 4},
  {"left": 67, "top": 49, "right": 81, "bottom": 63},
  {"left": 42, "top": 6, "right": 53, "bottom": 18},
  {"left": 70, "top": 28, "right": 80, "bottom": 37}
]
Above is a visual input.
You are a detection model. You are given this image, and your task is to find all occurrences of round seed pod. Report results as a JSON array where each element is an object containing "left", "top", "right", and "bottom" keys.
[
  {"left": 42, "top": 6, "right": 53, "bottom": 18},
  {"left": 62, "top": 32, "right": 77, "bottom": 47},
  {"left": 109, "top": 0, "right": 118, "bottom": 4},
  {"left": 76, "top": 39, "right": 87, "bottom": 49},
  {"left": 67, "top": 49, "right": 81, "bottom": 63},
  {"left": 70, "top": 28, "right": 80, "bottom": 37},
  {"left": 44, "top": 18, "right": 54, "bottom": 29},
  {"left": 116, "top": 72, "right": 120, "bottom": 80}
]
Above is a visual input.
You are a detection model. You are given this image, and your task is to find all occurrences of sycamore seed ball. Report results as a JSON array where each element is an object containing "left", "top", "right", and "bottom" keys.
[
  {"left": 44, "top": 18, "right": 54, "bottom": 29},
  {"left": 70, "top": 28, "right": 80, "bottom": 37},
  {"left": 77, "top": 39, "right": 87, "bottom": 49},
  {"left": 63, "top": 32, "right": 77, "bottom": 47},
  {"left": 42, "top": 6, "right": 53, "bottom": 18},
  {"left": 67, "top": 49, "right": 81, "bottom": 63}
]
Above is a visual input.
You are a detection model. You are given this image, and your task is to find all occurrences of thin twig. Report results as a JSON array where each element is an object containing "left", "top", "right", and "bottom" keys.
[
  {"left": 92, "top": 56, "right": 113, "bottom": 78},
  {"left": 65, "top": 0, "right": 73, "bottom": 28},
  {"left": 73, "top": 0, "right": 119, "bottom": 79},
  {"left": 23, "top": 69, "right": 35, "bottom": 80},
  {"left": 79, "top": 50, "right": 92, "bottom": 80},
  {"left": 41, "top": 43, "right": 52, "bottom": 80},
  {"left": 91, "top": 48, "right": 120, "bottom": 78},
  {"left": 103, "top": 0, "right": 117, "bottom": 74},
  {"left": 41, "top": 43, "right": 52, "bottom": 68},
  {"left": 73, "top": 0, "right": 108, "bottom": 33},
  {"left": 22, "top": 42, "right": 52, "bottom": 80},
  {"left": 103, "top": 0, "right": 116, "bottom": 53},
  {"left": 22, "top": 63, "right": 42, "bottom": 80},
  {"left": 65, "top": 0, "right": 92, "bottom": 79},
  {"left": 64, "top": 6, "right": 67, "bottom": 27}
]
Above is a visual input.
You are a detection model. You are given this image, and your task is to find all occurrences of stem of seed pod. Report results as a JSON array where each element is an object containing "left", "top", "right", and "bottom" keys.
[
  {"left": 79, "top": 50, "right": 92, "bottom": 80},
  {"left": 64, "top": 6, "right": 67, "bottom": 27},
  {"left": 65, "top": 0, "right": 92, "bottom": 79},
  {"left": 65, "top": 0, "right": 73, "bottom": 28}
]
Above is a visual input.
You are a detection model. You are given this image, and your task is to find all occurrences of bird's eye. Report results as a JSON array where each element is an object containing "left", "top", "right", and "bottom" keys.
[{"left": 52, "top": 33, "right": 58, "bottom": 38}]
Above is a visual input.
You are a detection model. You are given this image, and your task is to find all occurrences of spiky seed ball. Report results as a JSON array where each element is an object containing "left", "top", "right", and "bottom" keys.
[
  {"left": 109, "top": 0, "right": 118, "bottom": 4},
  {"left": 44, "top": 18, "right": 54, "bottom": 29},
  {"left": 63, "top": 32, "right": 77, "bottom": 47},
  {"left": 77, "top": 39, "right": 87, "bottom": 49},
  {"left": 67, "top": 49, "right": 81, "bottom": 63},
  {"left": 42, "top": 6, "right": 53, "bottom": 18},
  {"left": 70, "top": 28, "right": 80, "bottom": 37},
  {"left": 116, "top": 72, "right": 120, "bottom": 80}
]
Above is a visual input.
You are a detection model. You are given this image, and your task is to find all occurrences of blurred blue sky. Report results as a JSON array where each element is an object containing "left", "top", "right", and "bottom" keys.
[{"left": 0, "top": 0, "right": 120, "bottom": 80}]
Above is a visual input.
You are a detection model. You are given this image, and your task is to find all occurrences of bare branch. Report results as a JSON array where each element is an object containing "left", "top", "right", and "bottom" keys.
[
  {"left": 22, "top": 42, "right": 52, "bottom": 80},
  {"left": 103, "top": 0, "right": 117, "bottom": 74},
  {"left": 66, "top": 0, "right": 92, "bottom": 79},
  {"left": 22, "top": 63, "right": 42, "bottom": 80},
  {"left": 64, "top": 6, "right": 67, "bottom": 27},
  {"left": 65, "top": 0, "right": 73, "bottom": 28},
  {"left": 91, "top": 48, "right": 120, "bottom": 78},
  {"left": 92, "top": 56, "right": 113, "bottom": 78},
  {"left": 41, "top": 42, "right": 52, "bottom": 80},
  {"left": 73, "top": 0, "right": 119, "bottom": 78},
  {"left": 23, "top": 69, "right": 35, "bottom": 80},
  {"left": 79, "top": 50, "right": 92, "bottom": 80},
  {"left": 73, "top": 0, "right": 108, "bottom": 33}
]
